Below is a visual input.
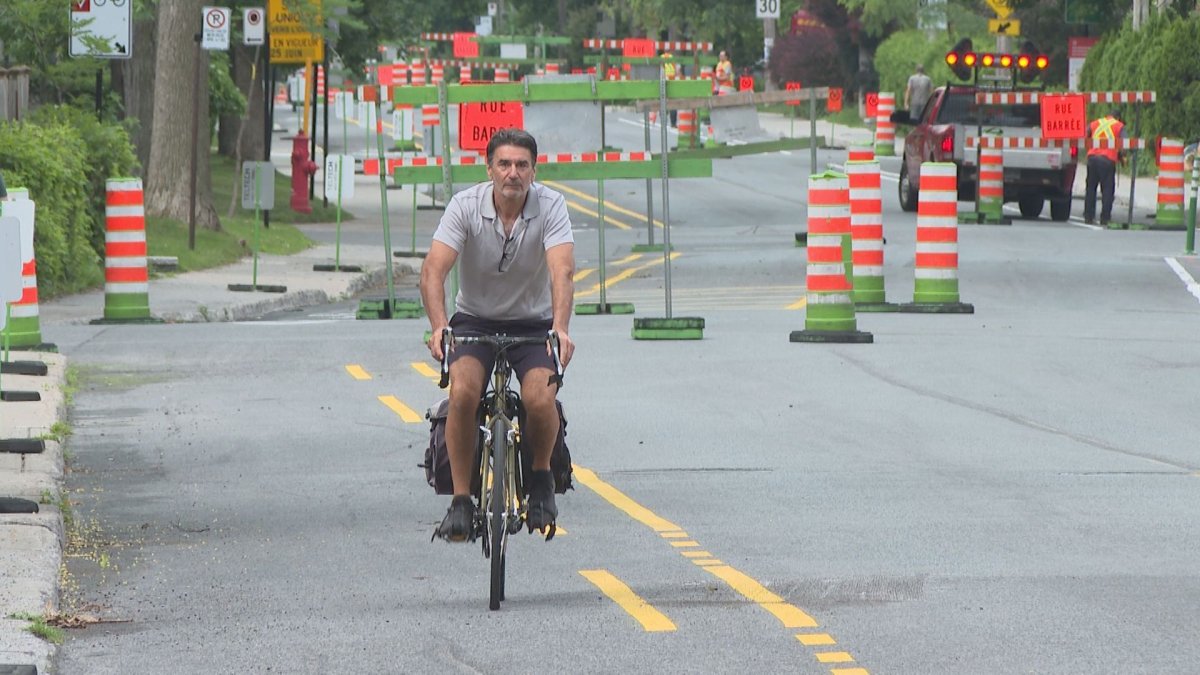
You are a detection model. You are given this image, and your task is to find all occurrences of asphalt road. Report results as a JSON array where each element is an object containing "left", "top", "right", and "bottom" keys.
[{"left": 46, "top": 107, "right": 1200, "bottom": 673}]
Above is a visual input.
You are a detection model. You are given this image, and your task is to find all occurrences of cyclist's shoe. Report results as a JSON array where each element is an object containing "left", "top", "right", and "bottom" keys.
[
  {"left": 525, "top": 470, "right": 558, "bottom": 540},
  {"left": 432, "top": 495, "right": 476, "bottom": 543}
]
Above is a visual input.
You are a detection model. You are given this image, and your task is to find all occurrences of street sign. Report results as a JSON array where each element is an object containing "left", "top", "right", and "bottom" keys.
[
  {"left": 0, "top": 217, "right": 21, "bottom": 307},
  {"left": 986, "top": 0, "right": 1013, "bottom": 19},
  {"left": 622, "top": 38, "right": 655, "bottom": 58},
  {"left": 323, "top": 155, "right": 354, "bottom": 200},
  {"left": 391, "top": 108, "right": 414, "bottom": 142},
  {"left": 988, "top": 18, "right": 1020, "bottom": 36},
  {"left": 69, "top": 0, "right": 133, "bottom": 59},
  {"left": 476, "top": 16, "right": 493, "bottom": 37},
  {"left": 785, "top": 81, "right": 802, "bottom": 106},
  {"left": 865, "top": 92, "right": 879, "bottom": 118},
  {"left": 459, "top": 101, "right": 525, "bottom": 152},
  {"left": 487, "top": 2, "right": 498, "bottom": 16},
  {"left": 244, "top": 7, "right": 265, "bottom": 46},
  {"left": 739, "top": 75, "right": 754, "bottom": 92},
  {"left": 202, "top": 7, "right": 231, "bottom": 51},
  {"left": 241, "top": 161, "right": 275, "bottom": 210},
  {"left": 827, "top": 87, "right": 843, "bottom": 113},
  {"left": 452, "top": 32, "right": 479, "bottom": 59},
  {"left": 1040, "top": 93, "right": 1087, "bottom": 140},
  {"left": 756, "top": 0, "right": 781, "bottom": 19},
  {"left": 268, "top": 0, "right": 324, "bottom": 64}
]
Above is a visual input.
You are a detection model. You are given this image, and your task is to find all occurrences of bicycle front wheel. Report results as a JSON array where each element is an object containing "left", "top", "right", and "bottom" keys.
[{"left": 489, "top": 415, "right": 509, "bottom": 611}]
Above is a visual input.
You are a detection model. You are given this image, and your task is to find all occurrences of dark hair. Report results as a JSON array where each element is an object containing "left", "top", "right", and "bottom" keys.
[{"left": 486, "top": 128, "right": 538, "bottom": 166}]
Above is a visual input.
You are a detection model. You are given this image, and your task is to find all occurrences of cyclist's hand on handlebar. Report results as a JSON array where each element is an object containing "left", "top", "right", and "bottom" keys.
[
  {"left": 551, "top": 329, "right": 574, "bottom": 369},
  {"left": 428, "top": 325, "right": 450, "bottom": 362}
]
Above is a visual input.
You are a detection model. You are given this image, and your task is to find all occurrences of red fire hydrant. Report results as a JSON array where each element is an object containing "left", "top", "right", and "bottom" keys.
[{"left": 290, "top": 132, "right": 318, "bottom": 214}]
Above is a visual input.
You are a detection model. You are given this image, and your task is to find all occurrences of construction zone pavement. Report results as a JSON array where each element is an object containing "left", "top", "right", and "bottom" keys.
[{"left": 0, "top": 110, "right": 1174, "bottom": 674}]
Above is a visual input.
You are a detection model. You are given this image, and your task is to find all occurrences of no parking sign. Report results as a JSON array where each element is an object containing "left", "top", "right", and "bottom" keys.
[{"left": 865, "top": 92, "right": 879, "bottom": 118}]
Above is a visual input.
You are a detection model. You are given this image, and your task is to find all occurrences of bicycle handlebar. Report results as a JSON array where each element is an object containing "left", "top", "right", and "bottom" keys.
[{"left": 437, "top": 327, "right": 564, "bottom": 390}]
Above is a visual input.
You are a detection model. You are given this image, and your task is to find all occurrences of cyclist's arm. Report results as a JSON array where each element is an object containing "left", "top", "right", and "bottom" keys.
[
  {"left": 546, "top": 242, "right": 575, "bottom": 368},
  {"left": 420, "top": 240, "right": 459, "bottom": 360}
]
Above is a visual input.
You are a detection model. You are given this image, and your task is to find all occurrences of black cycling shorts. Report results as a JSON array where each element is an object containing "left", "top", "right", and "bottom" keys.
[{"left": 447, "top": 313, "right": 555, "bottom": 384}]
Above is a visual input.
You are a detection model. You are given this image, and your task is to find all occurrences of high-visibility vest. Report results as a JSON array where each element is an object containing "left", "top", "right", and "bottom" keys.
[
  {"left": 663, "top": 60, "right": 676, "bottom": 79},
  {"left": 1088, "top": 116, "right": 1124, "bottom": 163}
]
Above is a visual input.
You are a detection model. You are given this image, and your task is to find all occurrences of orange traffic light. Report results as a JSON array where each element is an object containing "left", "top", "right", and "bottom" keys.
[
  {"left": 998, "top": 54, "right": 1013, "bottom": 68},
  {"left": 980, "top": 53, "right": 995, "bottom": 67},
  {"left": 1035, "top": 55, "right": 1049, "bottom": 70},
  {"left": 946, "top": 38, "right": 974, "bottom": 80}
]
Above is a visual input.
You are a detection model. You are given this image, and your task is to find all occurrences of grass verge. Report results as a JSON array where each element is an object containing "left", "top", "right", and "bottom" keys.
[
  {"left": 9, "top": 612, "right": 66, "bottom": 644},
  {"left": 146, "top": 152, "right": 355, "bottom": 272}
]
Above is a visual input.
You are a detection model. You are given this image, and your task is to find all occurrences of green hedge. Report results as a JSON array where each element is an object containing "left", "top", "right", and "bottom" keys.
[{"left": 0, "top": 107, "right": 137, "bottom": 297}]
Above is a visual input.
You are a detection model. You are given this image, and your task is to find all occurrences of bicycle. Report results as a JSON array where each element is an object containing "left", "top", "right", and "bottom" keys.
[{"left": 436, "top": 327, "right": 564, "bottom": 611}]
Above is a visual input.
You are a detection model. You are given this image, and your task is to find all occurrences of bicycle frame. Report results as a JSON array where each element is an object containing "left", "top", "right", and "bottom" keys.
[{"left": 437, "top": 328, "right": 562, "bottom": 610}]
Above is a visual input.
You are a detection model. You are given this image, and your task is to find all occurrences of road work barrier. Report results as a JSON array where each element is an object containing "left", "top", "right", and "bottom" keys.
[
  {"left": 874, "top": 92, "right": 895, "bottom": 157},
  {"left": 959, "top": 137, "right": 1008, "bottom": 225},
  {"left": 790, "top": 171, "right": 872, "bottom": 344},
  {"left": 899, "top": 163, "right": 974, "bottom": 314},
  {"left": 95, "top": 178, "right": 160, "bottom": 323},
  {"left": 848, "top": 145, "right": 874, "bottom": 162},
  {"left": 974, "top": 90, "right": 1156, "bottom": 228},
  {"left": 0, "top": 189, "right": 53, "bottom": 352},
  {"left": 0, "top": 206, "right": 43, "bottom": 403},
  {"left": 846, "top": 160, "right": 895, "bottom": 311},
  {"left": 1156, "top": 138, "right": 1185, "bottom": 229},
  {"left": 391, "top": 77, "right": 714, "bottom": 338}
]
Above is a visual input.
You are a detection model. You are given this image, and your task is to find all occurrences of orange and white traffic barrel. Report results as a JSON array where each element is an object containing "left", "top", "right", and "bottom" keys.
[
  {"left": 0, "top": 188, "right": 48, "bottom": 349},
  {"left": 874, "top": 92, "right": 895, "bottom": 157},
  {"left": 677, "top": 110, "right": 696, "bottom": 148},
  {"left": 1156, "top": 138, "right": 1185, "bottom": 228},
  {"left": 846, "top": 160, "right": 893, "bottom": 309},
  {"left": 901, "top": 162, "right": 973, "bottom": 313},
  {"left": 100, "top": 178, "right": 155, "bottom": 322},
  {"left": 847, "top": 145, "right": 874, "bottom": 162},
  {"left": 394, "top": 62, "right": 408, "bottom": 86},
  {"left": 494, "top": 68, "right": 510, "bottom": 83},
  {"left": 459, "top": 63, "right": 472, "bottom": 82},
  {"left": 411, "top": 60, "right": 426, "bottom": 87},
  {"left": 976, "top": 141, "right": 1004, "bottom": 221},
  {"left": 546, "top": 63, "right": 560, "bottom": 75},
  {"left": 790, "top": 171, "right": 873, "bottom": 343}
]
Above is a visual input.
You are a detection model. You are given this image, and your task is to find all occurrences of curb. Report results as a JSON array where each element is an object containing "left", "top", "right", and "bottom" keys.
[{"left": 0, "top": 354, "right": 68, "bottom": 675}]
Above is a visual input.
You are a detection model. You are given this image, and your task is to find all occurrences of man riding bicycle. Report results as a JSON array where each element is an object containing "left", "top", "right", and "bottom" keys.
[{"left": 421, "top": 128, "right": 576, "bottom": 542}]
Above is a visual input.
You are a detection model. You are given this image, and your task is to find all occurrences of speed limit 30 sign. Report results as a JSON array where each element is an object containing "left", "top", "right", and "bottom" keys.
[{"left": 756, "top": 0, "right": 781, "bottom": 18}]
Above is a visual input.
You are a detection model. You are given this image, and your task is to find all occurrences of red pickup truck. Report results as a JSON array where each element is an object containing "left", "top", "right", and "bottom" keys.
[{"left": 891, "top": 85, "right": 1078, "bottom": 220}]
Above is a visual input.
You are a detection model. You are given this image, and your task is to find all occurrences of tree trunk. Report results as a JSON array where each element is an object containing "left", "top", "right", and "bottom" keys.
[
  {"left": 118, "top": 15, "right": 158, "bottom": 174},
  {"left": 145, "top": 0, "right": 219, "bottom": 231},
  {"left": 218, "top": 42, "right": 264, "bottom": 161}
]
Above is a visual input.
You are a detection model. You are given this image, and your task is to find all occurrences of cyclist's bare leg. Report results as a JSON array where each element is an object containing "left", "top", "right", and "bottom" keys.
[
  {"left": 447, "top": 355, "right": 487, "bottom": 496},
  {"left": 519, "top": 366, "right": 559, "bottom": 471}
]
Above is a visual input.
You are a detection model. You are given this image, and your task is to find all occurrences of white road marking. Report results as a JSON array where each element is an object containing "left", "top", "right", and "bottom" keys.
[{"left": 1165, "top": 256, "right": 1200, "bottom": 304}]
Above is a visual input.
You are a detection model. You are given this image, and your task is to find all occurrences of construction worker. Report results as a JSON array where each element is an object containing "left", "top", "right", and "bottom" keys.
[
  {"left": 661, "top": 52, "right": 678, "bottom": 126},
  {"left": 714, "top": 50, "right": 734, "bottom": 95},
  {"left": 1083, "top": 110, "right": 1125, "bottom": 228}
]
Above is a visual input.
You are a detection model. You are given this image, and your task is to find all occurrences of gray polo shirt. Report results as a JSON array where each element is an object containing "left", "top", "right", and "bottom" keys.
[{"left": 433, "top": 181, "right": 573, "bottom": 321}]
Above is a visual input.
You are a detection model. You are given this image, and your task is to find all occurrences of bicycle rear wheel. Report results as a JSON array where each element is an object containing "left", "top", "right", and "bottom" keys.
[{"left": 488, "top": 415, "right": 509, "bottom": 611}]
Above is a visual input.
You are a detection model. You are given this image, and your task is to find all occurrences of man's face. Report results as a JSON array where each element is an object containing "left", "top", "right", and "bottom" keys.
[
  {"left": 487, "top": 144, "right": 536, "bottom": 202},
  {"left": 719, "top": 51, "right": 727, "bottom": 61}
]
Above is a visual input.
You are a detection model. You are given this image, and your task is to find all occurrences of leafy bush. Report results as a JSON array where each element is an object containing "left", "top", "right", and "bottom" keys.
[
  {"left": 768, "top": 32, "right": 849, "bottom": 90},
  {"left": 28, "top": 105, "right": 140, "bottom": 259},
  {"left": 0, "top": 119, "right": 103, "bottom": 297}
]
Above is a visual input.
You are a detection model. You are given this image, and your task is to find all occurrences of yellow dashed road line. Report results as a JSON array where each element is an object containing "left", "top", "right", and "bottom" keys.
[
  {"left": 410, "top": 361, "right": 440, "bottom": 383},
  {"left": 579, "top": 569, "right": 676, "bottom": 632},
  {"left": 378, "top": 395, "right": 423, "bottom": 423},
  {"left": 543, "top": 180, "right": 665, "bottom": 228},
  {"left": 576, "top": 463, "right": 868, "bottom": 671},
  {"left": 563, "top": 199, "right": 633, "bottom": 230},
  {"left": 345, "top": 364, "right": 372, "bottom": 380},
  {"left": 574, "top": 252, "right": 681, "bottom": 299}
]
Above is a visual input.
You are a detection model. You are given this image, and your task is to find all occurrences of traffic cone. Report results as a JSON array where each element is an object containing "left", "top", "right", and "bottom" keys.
[
  {"left": 790, "top": 171, "right": 873, "bottom": 343},
  {"left": 847, "top": 145, "right": 874, "bottom": 162},
  {"left": 95, "top": 178, "right": 160, "bottom": 323},
  {"left": 1155, "top": 138, "right": 1185, "bottom": 229},
  {"left": 846, "top": 160, "right": 896, "bottom": 311},
  {"left": 1, "top": 189, "right": 54, "bottom": 351},
  {"left": 899, "top": 162, "right": 974, "bottom": 313},
  {"left": 704, "top": 124, "right": 717, "bottom": 149},
  {"left": 874, "top": 92, "right": 895, "bottom": 157}
]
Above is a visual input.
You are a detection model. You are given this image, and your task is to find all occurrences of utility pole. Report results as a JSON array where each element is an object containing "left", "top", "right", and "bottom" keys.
[{"left": 763, "top": 18, "right": 776, "bottom": 91}]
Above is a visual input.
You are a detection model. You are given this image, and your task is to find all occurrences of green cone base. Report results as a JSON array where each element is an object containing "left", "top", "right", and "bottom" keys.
[
  {"left": 357, "top": 297, "right": 424, "bottom": 320},
  {"left": 854, "top": 302, "right": 901, "bottom": 312},
  {"left": 102, "top": 293, "right": 153, "bottom": 320},
  {"left": 959, "top": 211, "right": 1011, "bottom": 225},
  {"left": 897, "top": 302, "right": 975, "bottom": 314},
  {"left": 576, "top": 302, "right": 635, "bottom": 315},
  {"left": 632, "top": 317, "right": 704, "bottom": 340},
  {"left": 1, "top": 316, "right": 43, "bottom": 349},
  {"left": 789, "top": 329, "right": 873, "bottom": 343},
  {"left": 630, "top": 243, "right": 671, "bottom": 253}
]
